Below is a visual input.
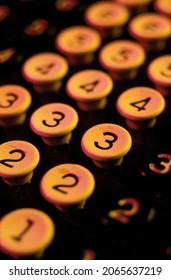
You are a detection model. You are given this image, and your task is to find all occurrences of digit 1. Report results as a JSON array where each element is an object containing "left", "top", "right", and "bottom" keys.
[{"left": 12, "top": 219, "right": 34, "bottom": 241}]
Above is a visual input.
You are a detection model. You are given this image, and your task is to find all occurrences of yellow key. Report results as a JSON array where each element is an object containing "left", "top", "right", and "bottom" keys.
[
  {"left": 0, "top": 140, "right": 40, "bottom": 185},
  {"left": 22, "top": 52, "right": 68, "bottom": 93},
  {"left": 40, "top": 163, "right": 95, "bottom": 212},
  {"left": 66, "top": 69, "right": 113, "bottom": 111},
  {"left": 0, "top": 84, "right": 31, "bottom": 126},
  {"left": 84, "top": 1, "right": 130, "bottom": 38},
  {"left": 55, "top": 25, "right": 101, "bottom": 65},
  {"left": 99, "top": 39, "right": 146, "bottom": 80},
  {"left": 114, "top": 0, "right": 153, "bottom": 14},
  {"left": 116, "top": 86, "right": 165, "bottom": 129},
  {"left": 128, "top": 12, "right": 171, "bottom": 51},
  {"left": 0, "top": 208, "right": 55, "bottom": 259},
  {"left": 147, "top": 55, "right": 171, "bottom": 97},
  {"left": 81, "top": 123, "right": 132, "bottom": 168},
  {"left": 30, "top": 103, "right": 78, "bottom": 146},
  {"left": 154, "top": 0, "right": 171, "bottom": 18}
]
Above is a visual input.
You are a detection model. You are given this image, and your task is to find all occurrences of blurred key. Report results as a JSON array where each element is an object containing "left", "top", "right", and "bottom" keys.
[
  {"left": 84, "top": 1, "right": 130, "bottom": 39},
  {"left": 22, "top": 52, "right": 69, "bottom": 93},
  {"left": 114, "top": 0, "right": 153, "bottom": 14},
  {"left": 66, "top": 69, "right": 113, "bottom": 111},
  {"left": 0, "top": 140, "right": 40, "bottom": 186},
  {"left": 81, "top": 123, "right": 132, "bottom": 168},
  {"left": 99, "top": 39, "right": 146, "bottom": 80},
  {"left": 40, "top": 163, "right": 95, "bottom": 212},
  {"left": 128, "top": 12, "right": 171, "bottom": 51},
  {"left": 0, "top": 84, "right": 31, "bottom": 126},
  {"left": 147, "top": 55, "right": 171, "bottom": 97},
  {"left": 30, "top": 103, "right": 79, "bottom": 146},
  {"left": 154, "top": 0, "right": 171, "bottom": 18},
  {"left": 0, "top": 208, "right": 55, "bottom": 259},
  {"left": 55, "top": 25, "right": 101, "bottom": 65},
  {"left": 116, "top": 86, "right": 165, "bottom": 129}
]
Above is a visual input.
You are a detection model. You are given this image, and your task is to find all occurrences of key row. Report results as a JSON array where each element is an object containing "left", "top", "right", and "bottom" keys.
[
  {"left": 0, "top": 195, "right": 141, "bottom": 259},
  {"left": 0, "top": 84, "right": 166, "bottom": 135}
]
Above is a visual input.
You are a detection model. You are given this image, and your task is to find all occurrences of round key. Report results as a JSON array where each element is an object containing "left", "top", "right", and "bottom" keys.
[
  {"left": 40, "top": 163, "right": 95, "bottom": 212},
  {"left": 115, "top": 0, "right": 152, "bottom": 14},
  {"left": 22, "top": 52, "right": 69, "bottom": 93},
  {"left": 128, "top": 12, "right": 171, "bottom": 51},
  {"left": 154, "top": 0, "right": 171, "bottom": 18},
  {"left": 81, "top": 123, "right": 132, "bottom": 168},
  {"left": 0, "top": 140, "right": 40, "bottom": 186},
  {"left": 55, "top": 25, "right": 101, "bottom": 65},
  {"left": 30, "top": 103, "right": 78, "bottom": 146},
  {"left": 84, "top": 1, "right": 130, "bottom": 38},
  {"left": 0, "top": 84, "right": 31, "bottom": 126},
  {"left": 147, "top": 55, "right": 171, "bottom": 97},
  {"left": 66, "top": 69, "right": 113, "bottom": 111},
  {"left": 116, "top": 87, "right": 165, "bottom": 129},
  {"left": 24, "top": 19, "right": 49, "bottom": 36},
  {"left": 0, "top": 208, "right": 55, "bottom": 259},
  {"left": 99, "top": 40, "right": 146, "bottom": 80}
]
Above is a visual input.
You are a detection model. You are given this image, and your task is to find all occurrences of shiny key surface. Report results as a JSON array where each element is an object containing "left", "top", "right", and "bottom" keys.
[{"left": 0, "top": 0, "right": 171, "bottom": 261}]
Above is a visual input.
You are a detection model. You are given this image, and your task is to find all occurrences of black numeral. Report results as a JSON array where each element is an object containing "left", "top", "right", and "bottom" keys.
[
  {"left": 42, "top": 111, "right": 65, "bottom": 127},
  {"left": 53, "top": 173, "right": 78, "bottom": 194},
  {"left": 112, "top": 48, "right": 132, "bottom": 63},
  {"left": 94, "top": 132, "right": 118, "bottom": 150},
  {"left": 0, "top": 93, "right": 18, "bottom": 108},
  {"left": 79, "top": 80, "right": 99, "bottom": 93},
  {"left": 130, "top": 97, "right": 151, "bottom": 111},
  {"left": 36, "top": 63, "right": 54, "bottom": 75},
  {"left": 0, "top": 149, "right": 25, "bottom": 168},
  {"left": 12, "top": 219, "right": 34, "bottom": 241}
]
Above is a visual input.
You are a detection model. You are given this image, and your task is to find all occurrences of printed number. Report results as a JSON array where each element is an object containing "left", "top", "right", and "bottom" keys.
[
  {"left": 69, "top": 34, "right": 87, "bottom": 47},
  {"left": 160, "top": 63, "right": 171, "bottom": 77},
  {"left": 36, "top": 63, "right": 54, "bottom": 75},
  {"left": 79, "top": 80, "right": 99, "bottom": 93},
  {"left": 0, "top": 149, "right": 25, "bottom": 168},
  {"left": 53, "top": 173, "right": 79, "bottom": 194},
  {"left": 130, "top": 97, "right": 151, "bottom": 111},
  {"left": 144, "top": 22, "right": 159, "bottom": 31},
  {"left": 149, "top": 154, "right": 171, "bottom": 174},
  {"left": 0, "top": 93, "right": 18, "bottom": 108},
  {"left": 94, "top": 132, "right": 118, "bottom": 150},
  {"left": 108, "top": 198, "right": 140, "bottom": 224},
  {"left": 12, "top": 219, "right": 34, "bottom": 241},
  {"left": 42, "top": 111, "right": 65, "bottom": 127},
  {"left": 112, "top": 48, "right": 132, "bottom": 63}
]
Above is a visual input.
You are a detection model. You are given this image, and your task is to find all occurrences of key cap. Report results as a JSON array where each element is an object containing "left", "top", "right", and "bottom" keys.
[
  {"left": 84, "top": 1, "right": 130, "bottom": 38},
  {"left": 99, "top": 39, "right": 146, "bottom": 80},
  {"left": 55, "top": 25, "right": 101, "bottom": 65},
  {"left": 81, "top": 123, "right": 132, "bottom": 168},
  {"left": 114, "top": 0, "right": 153, "bottom": 14},
  {"left": 22, "top": 52, "right": 69, "bottom": 93},
  {"left": 128, "top": 12, "right": 171, "bottom": 51},
  {"left": 0, "top": 84, "right": 31, "bottom": 126},
  {"left": 30, "top": 103, "right": 79, "bottom": 146},
  {"left": 40, "top": 163, "right": 95, "bottom": 212},
  {"left": 0, "top": 208, "right": 55, "bottom": 259},
  {"left": 147, "top": 55, "right": 171, "bottom": 97},
  {"left": 66, "top": 69, "right": 113, "bottom": 111},
  {"left": 0, "top": 140, "right": 40, "bottom": 186},
  {"left": 154, "top": 0, "right": 171, "bottom": 18},
  {"left": 116, "top": 86, "right": 165, "bottom": 129}
]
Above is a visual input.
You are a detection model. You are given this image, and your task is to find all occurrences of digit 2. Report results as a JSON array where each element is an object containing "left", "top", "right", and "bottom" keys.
[
  {"left": 53, "top": 173, "right": 79, "bottom": 194},
  {"left": 0, "top": 149, "right": 25, "bottom": 168}
]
